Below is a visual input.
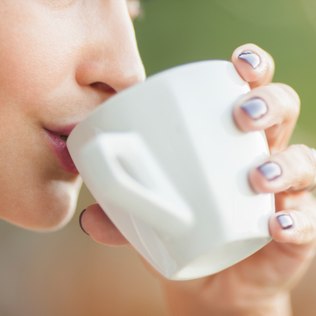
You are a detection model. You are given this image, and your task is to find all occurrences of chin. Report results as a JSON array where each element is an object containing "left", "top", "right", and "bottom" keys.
[
  {"left": 2, "top": 178, "right": 82, "bottom": 233},
  {"left": 35, "top": 178, "right": 83, "bottom": 232},
  {"left": 34, "top": 199, "right": 78, "bottom": 233}
]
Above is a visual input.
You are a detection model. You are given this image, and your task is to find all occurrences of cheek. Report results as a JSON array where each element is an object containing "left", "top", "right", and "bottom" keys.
[
  {"left": 0, "top": 9, "right": 82, "bottom": 230},
  {"left": 0, "top": 34, "right": 73, "bottom": 110},
  {"left": 0, "top": 5, "right": 80, "bottom": 113}
]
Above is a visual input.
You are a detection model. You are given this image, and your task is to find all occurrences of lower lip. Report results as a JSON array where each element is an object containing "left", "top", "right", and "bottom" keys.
[{"left": 45, "top": 129, "right": 79, "bottom": 175}]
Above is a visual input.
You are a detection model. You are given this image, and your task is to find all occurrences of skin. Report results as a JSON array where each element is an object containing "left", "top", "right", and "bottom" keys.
[
  {"left": 0, "top": 0, "right": 145, "bottom": 231},
  {"left": 161, "top": 50, "right": 316, "bottom": 315},
  {"left": 81, "top": 44, "right": 316, "bottom": 315},
  {"left": 0, "top": 0, "right": 315, "bottom": 314}
]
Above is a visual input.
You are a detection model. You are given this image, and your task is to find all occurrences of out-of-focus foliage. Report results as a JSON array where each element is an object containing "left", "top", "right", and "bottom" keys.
[{"left": 135, "top": 0, "right": 316, "bottom": 142}]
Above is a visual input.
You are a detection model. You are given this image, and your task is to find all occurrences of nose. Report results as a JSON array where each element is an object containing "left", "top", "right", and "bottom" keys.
[{"left": 75, "top": 2, "right": 146, "bottom": 97}]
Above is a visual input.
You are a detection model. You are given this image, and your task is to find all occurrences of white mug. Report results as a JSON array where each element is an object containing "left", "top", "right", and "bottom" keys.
[{"left": 67, "top": 60, "right": 275, "bottom": 280}]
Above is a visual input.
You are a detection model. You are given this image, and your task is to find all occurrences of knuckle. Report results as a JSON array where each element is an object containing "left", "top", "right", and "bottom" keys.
[
  {"left": 276, "top": 83, "right": 301, "bottom": 117},
  {"left": 295, "top": 144, "right": 315, "bottom": 167},
  {"left": 287, "top": 143, "right": 309, "bottom": 155},
  {"left": 295, "top": 213, "right": 316, "bottom": 244},
  {"left": 287, "top": 144, "right": 311, "bottom": 162},
  {"left": 282, "top": 144, "right": 315, "bottom": 189}
]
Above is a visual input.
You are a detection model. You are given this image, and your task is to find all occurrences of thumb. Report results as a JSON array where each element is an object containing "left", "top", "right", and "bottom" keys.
[{"left": 79, "top": 204, "right": 128, "bottom": 246}]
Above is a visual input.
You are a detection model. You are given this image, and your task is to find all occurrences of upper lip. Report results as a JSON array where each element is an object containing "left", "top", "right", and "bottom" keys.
[{"left": 44, "top": 123, "right": 78, "bottom": 140}]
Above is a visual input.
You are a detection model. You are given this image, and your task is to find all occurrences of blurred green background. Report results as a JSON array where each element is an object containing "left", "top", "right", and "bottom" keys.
[
  {"left": 135, "top": 0, "right": 316, "bottom": 145},
  {"left": 1, "top": 1, "right": 316, "bottom": 315}
]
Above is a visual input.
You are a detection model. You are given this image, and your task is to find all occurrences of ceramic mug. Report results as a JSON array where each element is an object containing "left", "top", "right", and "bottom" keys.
[{"left": 67, "top": 60, "right": 275, "bottom": 280}]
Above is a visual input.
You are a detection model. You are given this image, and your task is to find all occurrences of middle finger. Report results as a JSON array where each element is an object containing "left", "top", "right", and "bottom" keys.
[{"left": 233, "top": 82, "right": 300, "bottom": 153}]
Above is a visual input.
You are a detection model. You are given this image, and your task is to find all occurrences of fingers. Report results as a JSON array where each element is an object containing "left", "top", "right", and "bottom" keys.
[
  {"left": 233, "top": 83, "right": 300, "bottom": 152},
  {"left": 270, "top": 210, "right": 316, "bottom": 248},
  {"left": 231, "top": 43, "right": 275, "bottom": 88},
  {"left": 79, "top": 204, "right": 128, "bottom": 246},
  {"left": 249, "top": 145, "right": 316, "bottom": 193},
  {"left": 232, "top": 44, "right": 300, "bottom": 152}
]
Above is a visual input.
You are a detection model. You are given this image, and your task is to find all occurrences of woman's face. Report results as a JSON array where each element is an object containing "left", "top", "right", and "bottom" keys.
[{"left": 0, "top": 0, "right": 145, "bottom": 231}]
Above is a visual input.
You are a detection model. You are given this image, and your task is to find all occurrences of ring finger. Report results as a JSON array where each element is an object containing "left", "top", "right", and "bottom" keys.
[{"left": 249, "top": 144, "right": 316, "bottom": 193}]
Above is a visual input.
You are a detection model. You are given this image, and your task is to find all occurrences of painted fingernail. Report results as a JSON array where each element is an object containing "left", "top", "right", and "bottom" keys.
[
  {"left": 258, "top": 161, "right": 282, "bottom": 181},
  {"left": 79, "top": 209, "right": 89, "bottom": 235},
  {"left": 238, "top": 50, "right": 261, "bottom": 69},
  {"left": 276, "top": 214, "right": 294, "bottom": 230},
  {"left": 240, "top": 98, "right": 268, "bottom": 120}
]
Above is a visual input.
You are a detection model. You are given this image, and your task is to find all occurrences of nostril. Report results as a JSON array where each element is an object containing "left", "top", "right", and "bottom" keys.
[{"left": 90, "top": 82, "right": 117, "bottom": 95}]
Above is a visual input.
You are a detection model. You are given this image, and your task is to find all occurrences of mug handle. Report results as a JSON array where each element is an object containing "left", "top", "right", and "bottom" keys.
[{"left": 81, "top": 132, "right": 193, "bottom": 237}]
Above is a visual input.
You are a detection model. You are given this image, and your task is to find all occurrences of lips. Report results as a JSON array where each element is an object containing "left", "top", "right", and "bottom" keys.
[{"left": 44, "top": 125, "right": 79, "bottom": 175}]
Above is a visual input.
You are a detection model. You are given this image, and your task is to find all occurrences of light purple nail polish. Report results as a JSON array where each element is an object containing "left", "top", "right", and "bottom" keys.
[
  {"left": 241, "top": 98, "right": 268, "bottom": 120},
  {"left": 258, "top": 161, "right": 282, "bottom": 181},
  {"left": 276, "top": 214, "right": 294, "bottom": 230},
  {"left": 238, "top": 50, "right": 261, "bottom": 69}
]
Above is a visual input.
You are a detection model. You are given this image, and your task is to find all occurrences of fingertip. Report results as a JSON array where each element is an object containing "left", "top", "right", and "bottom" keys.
[
  {"left": 248, "top": 161, "right": 283, "bottom": 193},
  {"left": 269, "top": 212, "right": 296, "bottom": 243},
  {"left": 79, "top": 204, "right": 128, "bottom": 246},
  {"left": 231, "top": 43, "right": 274, "bottom": 87},
  {"left": 233, "top": 96, "right": 269, "bottom": 132},
  {"left": 79, "top": 209, "right": 89, "bottom": 235},
  {"left": 269, "top": 211, "right": 316, "bottom": 246},
  {"left": 79, "top": 204, "right": 103, "bottom": 236},
  {"left": 248, "top": 167, "right": 264, "bottom": 193}
]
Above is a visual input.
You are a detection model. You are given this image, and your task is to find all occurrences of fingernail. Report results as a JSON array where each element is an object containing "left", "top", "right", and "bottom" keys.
[
  {"left": 238, "top": 50, "right": 261, "bottom": 69},
  {"left": 240, "top": 98, "right": 268, "bottom": 120},
  {"left": 258, "top": 161, "right": 282, "bottom": 181},
  {"left": 79, "top": 209, "right": 89, "bottom": 235},
  {"left": 276, "top": 214, "right": 294, "bottom": 230}
]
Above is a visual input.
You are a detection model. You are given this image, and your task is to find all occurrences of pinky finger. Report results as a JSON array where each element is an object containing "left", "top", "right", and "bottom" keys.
[{"left": 269, "top": 210, "right": 316, "bottom": 246}]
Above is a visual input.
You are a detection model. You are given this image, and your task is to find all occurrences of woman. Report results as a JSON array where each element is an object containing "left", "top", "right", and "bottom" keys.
[{"left": 0, "top": 0, "right": 313, "bottom": 314}]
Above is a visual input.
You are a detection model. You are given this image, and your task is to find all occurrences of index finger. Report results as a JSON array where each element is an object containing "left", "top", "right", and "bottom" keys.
[{"left": 231, "top": 43, "right": 275, "bottom": 88}]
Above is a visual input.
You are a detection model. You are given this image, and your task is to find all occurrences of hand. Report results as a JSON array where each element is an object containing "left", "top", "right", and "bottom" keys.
[
  {"left": 159, "top": 44, "right": 316, "bottom": 316},
  {"left": 79, "top": 44, "right": 315, "bottom": 316}
]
